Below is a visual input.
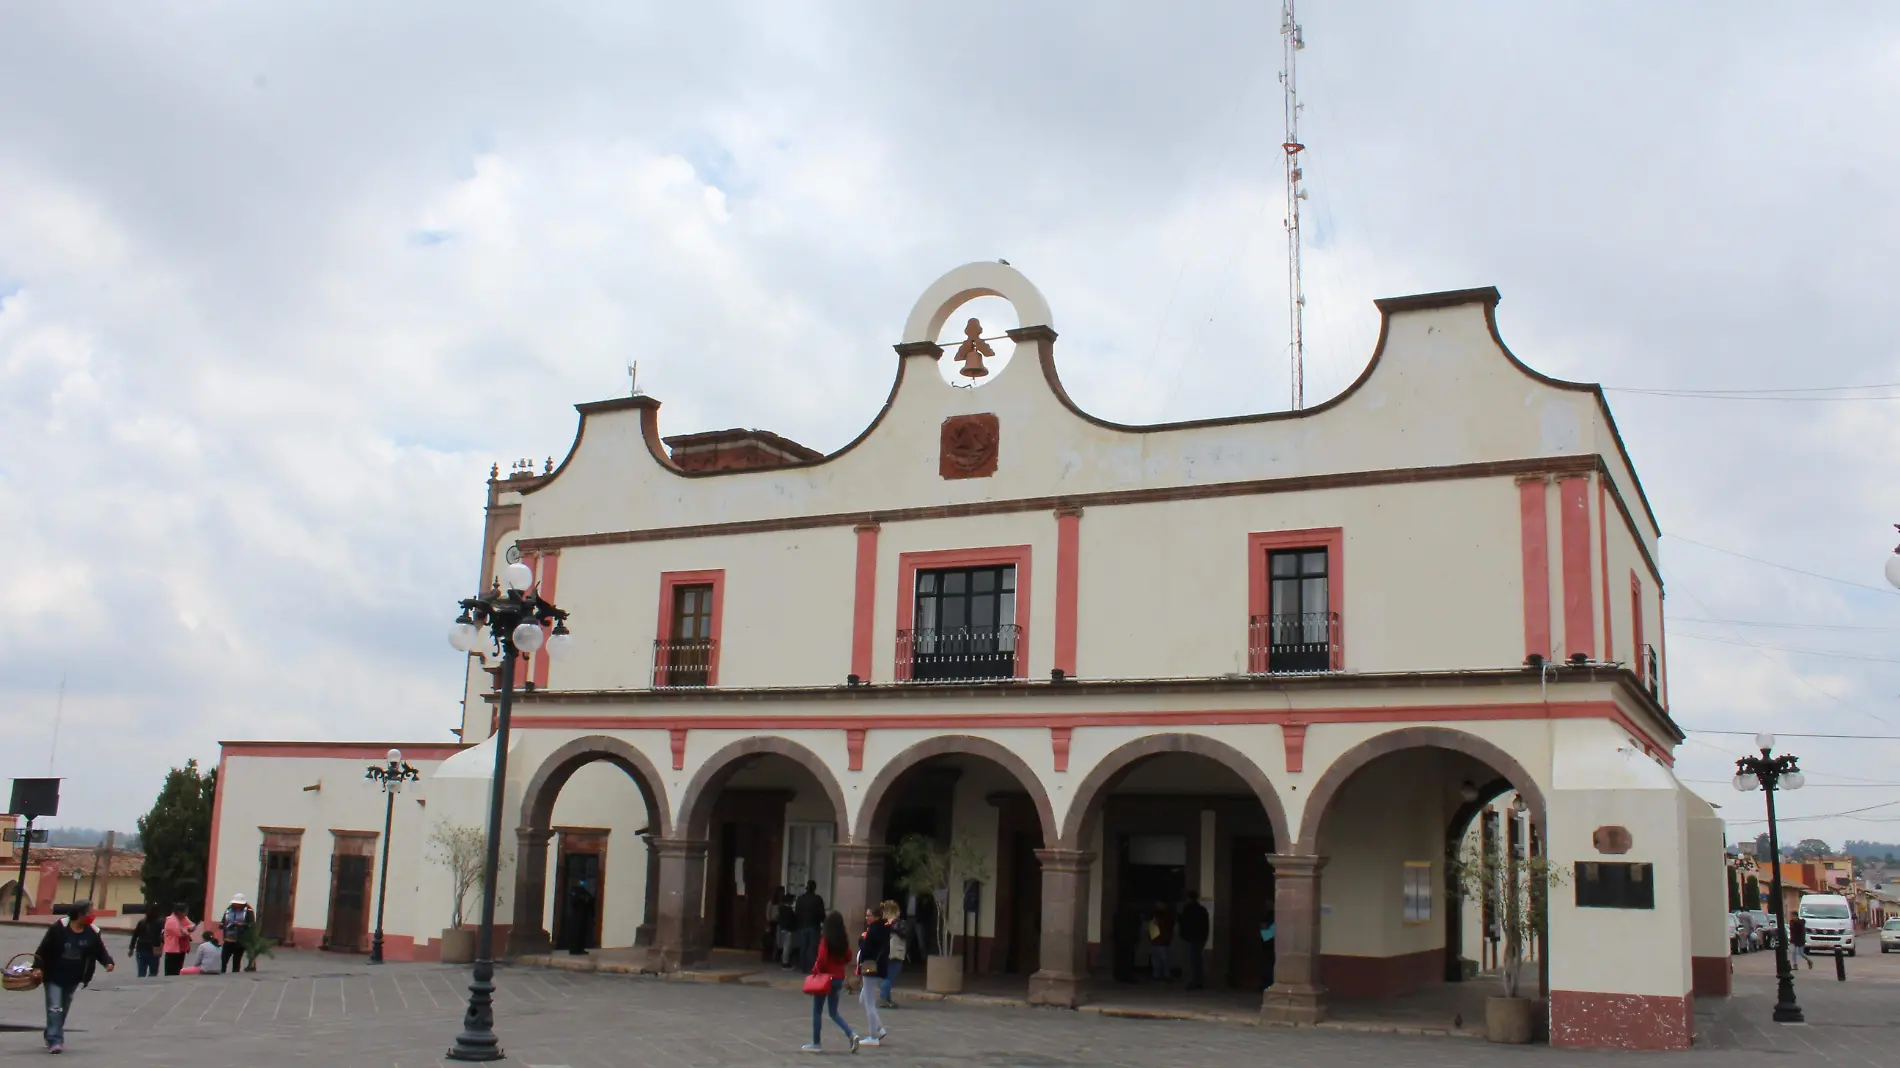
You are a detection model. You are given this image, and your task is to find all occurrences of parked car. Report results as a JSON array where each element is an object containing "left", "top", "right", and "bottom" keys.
[
  {"left": 1748, "top": 910, "right": 1779, "bottom": 949},
  {"left": 1879, "top": 918, "right": 1900, "bottom": 954}
]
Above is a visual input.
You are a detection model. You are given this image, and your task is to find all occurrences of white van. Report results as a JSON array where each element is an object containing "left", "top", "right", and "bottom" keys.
[{"left": 1797, "top": 894, "right": 1855, "bottom": 956}]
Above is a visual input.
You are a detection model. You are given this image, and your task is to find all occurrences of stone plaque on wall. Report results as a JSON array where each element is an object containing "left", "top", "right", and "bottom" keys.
[
  {"left": 940, "top": 414, "right": 1000, "bottom": 479},
  {"left": 1592, "top": 825, "right": 1633, "bottom": 855}
]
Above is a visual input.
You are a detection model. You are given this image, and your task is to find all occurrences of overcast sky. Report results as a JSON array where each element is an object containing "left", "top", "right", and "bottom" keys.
[{"left": 3, "top": 2, "right": 1899, "bottom": 850}]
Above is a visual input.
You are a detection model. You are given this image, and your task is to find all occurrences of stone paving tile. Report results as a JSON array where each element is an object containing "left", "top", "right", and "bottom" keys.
[{"left": 2, "top": 924, "right": 1894, "bottom": 1066}]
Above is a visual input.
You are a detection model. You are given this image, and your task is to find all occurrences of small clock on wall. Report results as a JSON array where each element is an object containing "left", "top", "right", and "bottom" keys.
[{"left": 504, "top": 544, "right": 522, "bottom": 565}]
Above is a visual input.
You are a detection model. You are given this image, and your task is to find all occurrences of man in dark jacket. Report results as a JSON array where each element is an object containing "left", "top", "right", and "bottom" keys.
[
  {"left": 33, "top": 901, "right": 115, "bottom": 1054},
  {"left": 1178, "top": 891, "right": 1211, "bottom": 990},
  {"left": 565, "top": 880, "right": 596, "bottom": 956},
  {"left": 793, "top": 880, "right": 825, "bottom": 971}
]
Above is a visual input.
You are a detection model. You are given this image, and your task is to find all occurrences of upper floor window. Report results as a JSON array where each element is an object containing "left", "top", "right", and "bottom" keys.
[
  {"left": 653, "top": 571, "right": 723, "bottom": 688},
  {"left": 1248, "top": 537, "right": 1341, "bottom": 674},
  {"left": 904, "top": 565, "right": 1018, "bottom": 682}
]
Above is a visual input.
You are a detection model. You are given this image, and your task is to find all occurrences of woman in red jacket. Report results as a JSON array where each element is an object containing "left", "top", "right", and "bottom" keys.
[{"left": 802, "top": 911, "right": 859, "bottom": 1053}]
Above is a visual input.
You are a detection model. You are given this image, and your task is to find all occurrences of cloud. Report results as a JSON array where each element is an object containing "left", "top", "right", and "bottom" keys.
[{"left": 1, "top": 2, "right": 1899, "bottom": 844}]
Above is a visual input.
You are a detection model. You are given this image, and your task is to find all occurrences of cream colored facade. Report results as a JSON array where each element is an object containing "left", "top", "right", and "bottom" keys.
[{"left": 213, "top": 263, "right": 1716, "bottom": 1050}]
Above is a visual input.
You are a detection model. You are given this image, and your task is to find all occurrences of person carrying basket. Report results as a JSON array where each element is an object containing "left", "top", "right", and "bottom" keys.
[{"left": 18, "top": 900, "right": 115, "bottom": 1054}]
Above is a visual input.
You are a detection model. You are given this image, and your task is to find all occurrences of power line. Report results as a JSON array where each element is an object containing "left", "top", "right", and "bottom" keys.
[
  {"left": 1666, "top": 585, "right": 1897, "bottom": 728},
  {"left": 1671, "top": 632, "right": 1900, "bottom": 664},
  {"left": 1664, "top": 534, "right": 1900, "bottom": 595},
  {"left": 1674, "top": 616, "right": 1900, "bottom": 633},
  {"left": 1609, "top": 381, "right": 1900, "bottom": 395},
  {"left": 1687, "top": 729, "right": 1900, "bottom": 741},
  {"left": 1606, "top": 390, "right": 1900, "bottom": 402}
]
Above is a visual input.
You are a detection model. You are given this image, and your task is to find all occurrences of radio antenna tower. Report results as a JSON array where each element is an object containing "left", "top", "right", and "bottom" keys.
[{"left": 1279, "top": 0, "right": 1308, "bottom": 409}]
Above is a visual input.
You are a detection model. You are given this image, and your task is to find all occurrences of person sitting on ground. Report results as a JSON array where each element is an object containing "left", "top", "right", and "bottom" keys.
[{"left": 183, "top": 925, "right": 223, "bottom": 975}]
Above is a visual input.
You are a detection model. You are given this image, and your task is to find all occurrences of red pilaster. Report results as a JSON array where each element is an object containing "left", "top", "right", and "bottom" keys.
[
  {"left": 1054, "top": 509, "right": 1081, "bottom": 677},
  {"left": 851, "top": 524, "right": 879, "bottom": 681},
  {"left": 1516, "top": 476, "right": 1552, "bottom": 660},
  {"left": 1557, "top": 476, "right": 1594, "bottom": 659}
]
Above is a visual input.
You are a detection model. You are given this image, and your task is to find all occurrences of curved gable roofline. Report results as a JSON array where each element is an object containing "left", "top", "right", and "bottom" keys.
[{"left": 524, "top": 277, "right": 1658, "bottom": 540}]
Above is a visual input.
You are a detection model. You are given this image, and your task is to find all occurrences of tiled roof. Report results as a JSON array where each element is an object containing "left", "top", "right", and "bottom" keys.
[{"left": 30, "top": 847, "right": 145, "bottom": 879}]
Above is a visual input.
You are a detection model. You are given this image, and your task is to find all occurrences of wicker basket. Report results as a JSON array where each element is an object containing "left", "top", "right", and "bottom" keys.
[{"left": 2, "top": 952, "right": 41, "bottom": 993}]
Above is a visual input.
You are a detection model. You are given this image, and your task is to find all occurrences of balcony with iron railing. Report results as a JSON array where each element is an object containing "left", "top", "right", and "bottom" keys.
[
  {"left": 651, "top": 637, "right": 717, "bottom": 689},
  {"left": 897, "top": 624, "right": 1022, "bottom": 683},
  {"left": 1247, "top": 612, "right": 1341, "bottom": 675}
]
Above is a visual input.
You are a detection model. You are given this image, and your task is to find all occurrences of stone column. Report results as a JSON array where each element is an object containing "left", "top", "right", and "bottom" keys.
[
  {"left": 831, "top": 843, "right": 888, "bottom": 943},
  {"left": 649, "top": 837, "right": 709, "bottom": 973},
  {"left": 1262, "top": 853, "right": 1327, "bottom": 1024},
  {"left": 506, "top": 827, "right": 555, "bottom": 957},
  {"left": 1028, "top": 849, "right": 1095, "bottom": 1007},
  {"left": 635, "top": 835, "right": 660, "bottom": 947}
]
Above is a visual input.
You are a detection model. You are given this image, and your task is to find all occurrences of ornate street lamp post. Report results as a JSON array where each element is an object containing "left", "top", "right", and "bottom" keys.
[
  {"left": 444, "top": 560, "right": 573, "bottom": 1062},
  {"left": 1733, "top": 732, "right": 1807, "bottom": 1024},
  {"left": 365, "top": 749, "right": 420, "bottom": 965}
]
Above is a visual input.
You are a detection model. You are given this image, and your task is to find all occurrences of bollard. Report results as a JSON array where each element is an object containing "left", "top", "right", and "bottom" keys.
[{"left": 1835, "top": 950, "right": 1846, "bottom": 982}]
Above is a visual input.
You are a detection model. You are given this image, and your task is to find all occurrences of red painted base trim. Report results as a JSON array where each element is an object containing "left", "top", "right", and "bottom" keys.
[
  {"left": 290, "top": 926, "right": 325, "bottom": 949},
  {"left": 1549, "top": 989, "right": 1693, "bottom": 1051},
  {"left": 1690, "top": 955, "right": 1730, "bottom": 998},
  {"left": 1319, "top": 948, "right": 1442, "bottom": 998}
]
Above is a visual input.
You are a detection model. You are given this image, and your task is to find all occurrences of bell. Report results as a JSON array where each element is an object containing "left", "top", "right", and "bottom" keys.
[{"left": 953, "top": 317, "right": 993, "bottom": 378}]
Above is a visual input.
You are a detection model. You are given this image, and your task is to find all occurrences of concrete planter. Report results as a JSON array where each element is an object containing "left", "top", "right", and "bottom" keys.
[
  {"left": 1485, "top": 995, "right": 1537, "bottom": 1044},
  {"left": 439, "top": 927, "right": 476, "bottom": 964},
  {"left": 925, "top": 955, "right": 964, "bottom": 994}
]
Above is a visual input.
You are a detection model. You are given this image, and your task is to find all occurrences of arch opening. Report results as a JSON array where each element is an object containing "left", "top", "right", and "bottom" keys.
[
  {"left": 509, "top": 735, "right": 669, "bottom": 958},
  {"left": 1295, "top": 728, "right": 1548, "bottom": 1012},
  {"left": 1063, "top": 735, "right": 1289, "bottom": 994},
  {"left": 675, "top": 738, "right": 849, "bottom": 960},
  {"left": 856, "top": 736, "right": 1056, "bottom": 981}
]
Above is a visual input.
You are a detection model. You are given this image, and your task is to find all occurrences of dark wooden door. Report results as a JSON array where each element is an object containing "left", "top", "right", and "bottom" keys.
[
  {"left": 1227, "top": 836, "right": 1275, "bottom": 990},
  {"left": 326, "top": 853, "right": 370, "bottom": 952},
  {"left": 708, "top": 790, "right": 787, "bottom": 951},
  {"left": 259, "top": 850, "right": 297, "bottom": 943},
  {"left": 553, "top": 851, "right": 603, "bottom": 949},
  {"left": 993, "top": 796, "right": 1044, "bottom": 975}
]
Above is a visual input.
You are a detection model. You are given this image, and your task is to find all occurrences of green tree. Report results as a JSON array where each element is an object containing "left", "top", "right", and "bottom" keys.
[
  {"left": 1743, "top": 875, "right": 1761, "bottom": 911},
  {"left": 1790, "top": 838, "right": 1833, "bottom": 861},
  {"left": 137, "top": 759, "right": 217, "bottom": 920},
  {"left": 1727, "top": 866, "right": 1742, "bottom": 912}
]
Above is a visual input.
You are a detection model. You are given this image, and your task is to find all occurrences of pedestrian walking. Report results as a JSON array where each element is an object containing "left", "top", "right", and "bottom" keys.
[
  {"left": 1791, "top": 915, "right": 1812, "bottom": 969},
  {"left": 1112, "top": 900, "right": 1140, "bottom": 983},
  {"left": 161, "top": 903, "right": 194, "bottom": 976},
  {"left": 793, "top": 880, "right": 825, "bottom": 972},
  {"left": 1148, "top": 901, "right": 1175, "bottom": 982},
  {"left": 1178, "top": 891, "right": 1210, "bottom": 990},
  {"left": 856, "top": 907, "right": 891, "bottom": 1046},
  {"left": 30, "top": 900, "right": 115, "bottom": 1054},
  {"left": 880, "top": 901, "right": 907, "bottom": 1008},
  {"left": 128, "top": 907, "right": 163, "bottom": 978},
  {"left": 219, "top": 893, "right": 256, "bottom": 973},
  {"left": 800, "top": 911, "right": 859, "bottom": 1054}
]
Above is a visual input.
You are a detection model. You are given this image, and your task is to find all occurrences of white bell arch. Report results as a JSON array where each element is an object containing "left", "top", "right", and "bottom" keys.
[{"left": 900, "top": 261, "right": 1055, "bottom": 345}]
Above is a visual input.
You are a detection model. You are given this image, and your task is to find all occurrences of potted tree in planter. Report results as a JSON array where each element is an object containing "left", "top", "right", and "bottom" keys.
[
  {"left": 891, "top": 832, "right": 990, "bottom": 995},
  {"left": 1451, "top": 835, "right": 1566, "bottom": 1044},
  {"left": 429, "top": 821, "right": 493, "bottom": 964}
]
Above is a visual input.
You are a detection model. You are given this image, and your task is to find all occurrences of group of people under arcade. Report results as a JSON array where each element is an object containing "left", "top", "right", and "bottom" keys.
[{"left": 1111, "top": 891, "right": 1277, "bottom": 991}]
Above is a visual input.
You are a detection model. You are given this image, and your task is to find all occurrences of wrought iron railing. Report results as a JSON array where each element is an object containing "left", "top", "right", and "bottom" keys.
[
  {"left": 897, "top": 624, "right": 1021, "bottom": 682},
  {"left": 652, "top": 637, "right": 717, "bottom": 688},
  {"left": 1247, "top": 612, "right": 1341, "bottom": 674},
  {"left": 1643, "top": 643, "right": 1659, "bottom": 700}
]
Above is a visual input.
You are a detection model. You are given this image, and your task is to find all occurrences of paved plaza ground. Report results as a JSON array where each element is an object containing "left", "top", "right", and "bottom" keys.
[{"left": 1, "top": 924, "right": 1894, "bottom": 1066}]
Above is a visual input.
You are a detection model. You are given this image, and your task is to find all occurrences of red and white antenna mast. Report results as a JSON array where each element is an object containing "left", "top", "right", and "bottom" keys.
[{"left": 1280, "top": 0, "right": 1308, "bottom": 409}]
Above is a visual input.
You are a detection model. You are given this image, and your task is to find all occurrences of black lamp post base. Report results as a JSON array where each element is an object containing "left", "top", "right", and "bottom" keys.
[
  {"left": 446, "top": 963, "right": 504, "bottom": 1061},
  {"left": 368, "top": 932, "right": 384, "bottom": 965}
]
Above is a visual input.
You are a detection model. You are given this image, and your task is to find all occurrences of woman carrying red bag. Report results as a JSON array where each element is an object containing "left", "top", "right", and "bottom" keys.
[{"left": 800, "top": 911, "right": 859, "bottom": 1054}]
